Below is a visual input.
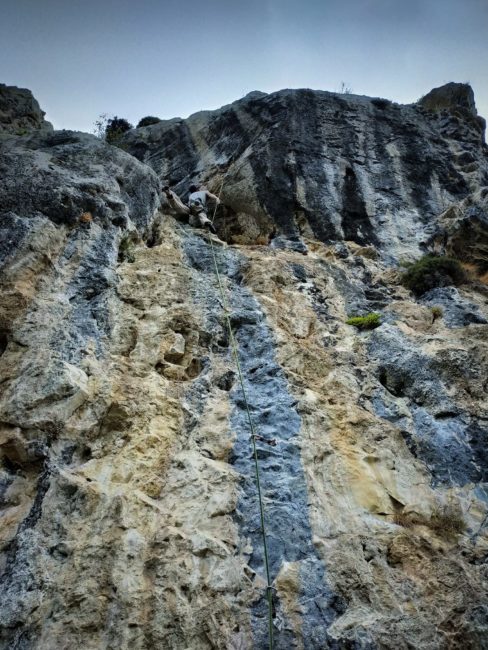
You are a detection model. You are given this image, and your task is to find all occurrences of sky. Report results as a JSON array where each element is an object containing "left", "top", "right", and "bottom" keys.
[{"left": 0, "top": 0, "right": 487, "bottom": 133}]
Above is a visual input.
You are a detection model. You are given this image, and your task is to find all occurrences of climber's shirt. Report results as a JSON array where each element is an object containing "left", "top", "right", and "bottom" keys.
[
  {"left": 188, "top": 190, "right": 208, "bottom": 211},
  {"left": 188, "top": 191, "right": 211, "bottom": 228},
  {"left": 187, "top": 189, "right": 220, "bottom": 230}
]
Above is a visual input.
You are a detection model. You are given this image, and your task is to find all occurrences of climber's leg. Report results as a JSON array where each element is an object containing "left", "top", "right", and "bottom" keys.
[
  {"left": 189, "top": 206, "right": 217, "bottom": 234},
  {"left": 196, "top": 211, "right": 211, "bottom": 227},
  {"left": 197, "top": 211, "right": 217, "bottom": 235}
]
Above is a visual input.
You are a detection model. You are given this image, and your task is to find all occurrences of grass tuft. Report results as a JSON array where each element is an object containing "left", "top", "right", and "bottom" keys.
[
  {"left": 118, "top": 234, "right": 136, "bottom": 263},
  {"left": 394, "top": 502, "right": 466, "bottom": 540},
  {"left": 346, "top": 312, "right": 381, "bottom": 330}
]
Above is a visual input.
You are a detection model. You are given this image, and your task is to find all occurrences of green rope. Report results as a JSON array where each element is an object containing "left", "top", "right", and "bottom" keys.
[{"left": 207, "top": 185, "right": 274, "bottom": 650}]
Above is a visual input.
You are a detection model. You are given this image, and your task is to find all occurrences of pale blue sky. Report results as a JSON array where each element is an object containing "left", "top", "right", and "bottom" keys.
[{"left": 1, "top": 0, "right": 486, "bottom": 132}]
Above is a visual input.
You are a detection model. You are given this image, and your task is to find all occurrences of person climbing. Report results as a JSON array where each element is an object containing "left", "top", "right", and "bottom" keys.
[
  {"left": 187, "top": 184, "right": 219, "bottom": 234},
  {"left": 162, "top": 184, "right": 219, "bottom": 235}
]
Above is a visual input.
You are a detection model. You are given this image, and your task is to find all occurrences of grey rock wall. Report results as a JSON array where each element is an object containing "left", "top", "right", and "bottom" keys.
[
  {"left": 0, "top": 82, "right": 487, "bottom": 649},
  {"left": 123, "top": 82, "right": 488, "bottom": 263}
]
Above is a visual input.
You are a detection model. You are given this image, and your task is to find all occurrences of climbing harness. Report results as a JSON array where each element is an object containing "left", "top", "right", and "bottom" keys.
[{"left": 207, "top": 179, "right": 275, "bottom": 650}]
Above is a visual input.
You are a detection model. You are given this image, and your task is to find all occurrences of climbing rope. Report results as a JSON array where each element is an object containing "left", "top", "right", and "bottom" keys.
[{"left": 207, "top": 181, "right": 274, "bottom": 649}]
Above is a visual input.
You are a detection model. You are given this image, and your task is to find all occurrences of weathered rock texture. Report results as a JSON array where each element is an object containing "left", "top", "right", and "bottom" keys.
[
  {"left": 0, "top": 84, "right": 53, "bottom": 135},
  {"left": 123, "top": 82, "right": 487, "bottom": 263},
  {"left": 0, "top": 82, "right": 487, "bottom": 649}
]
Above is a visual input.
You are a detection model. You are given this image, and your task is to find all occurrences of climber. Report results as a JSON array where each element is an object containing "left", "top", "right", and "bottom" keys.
[
  {"left": 162, "top": 184, "right": 219, "bottom": 235},
  {"left": 188, "top": 184, "right": 219, "bottom": 234}
]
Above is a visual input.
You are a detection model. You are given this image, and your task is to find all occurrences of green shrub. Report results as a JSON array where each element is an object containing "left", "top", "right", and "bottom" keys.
[
  {"left": 346, "top": 312, "right": 381, "bottom": 330},
  {"left": 371, "top": 98, "right": 391, "bottom": 109},
  {"left": 401, "top": 255, "right": 465, "bottom": 296},
  {"left": 105, "top": 116, "right": 133, "bottom": 144},
  {"left": 93, "top": 114, "right": 133, "bottom": 144},
  {"left": 137, "top": 116, "right": 162, "bottom": 128},
  {"left": 430, "top": 305, "right": 444, "bottom": 321}
]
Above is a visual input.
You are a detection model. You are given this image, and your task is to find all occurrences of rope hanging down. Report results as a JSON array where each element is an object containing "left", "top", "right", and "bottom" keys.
[{"left": 207, "top": 180, "right": 274, "bottom": 650}]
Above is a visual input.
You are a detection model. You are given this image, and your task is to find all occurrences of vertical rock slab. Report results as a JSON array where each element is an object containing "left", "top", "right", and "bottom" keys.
[{"left": 0, "top": 82, "right": 487, "bottom": 648}]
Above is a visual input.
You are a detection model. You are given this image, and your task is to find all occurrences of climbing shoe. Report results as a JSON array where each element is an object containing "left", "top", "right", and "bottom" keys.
[{"left": 205, "top": 222, "right": 217, "bottom": 235}]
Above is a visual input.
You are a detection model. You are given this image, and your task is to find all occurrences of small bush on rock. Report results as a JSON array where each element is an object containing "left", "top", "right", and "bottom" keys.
[
  {"left": 93, "top": 114, "right": 133, "bottom": 146},
  {"left": 371, "top": 98, "right": 391, "bottom": 109},
  {"left": 346, "top": 313, "right": 381, "bottom": 330},
  {"left": 105, "top": 117, "right": 133, "bottom": 144},
  {"left": 429, "top": 502, "right": 466, "bottom": 538},
  {"left": 430, "top": 305, "right": 444, "bottom": 321},
  {"left": 137, "top": 116, "right": 162, "bottom": 128},
  {"left": 395, "top": 502, "right": 465, "bottom": 540},
  {"left": 401, "top": 255, "right": 465, "bottom": 296}
]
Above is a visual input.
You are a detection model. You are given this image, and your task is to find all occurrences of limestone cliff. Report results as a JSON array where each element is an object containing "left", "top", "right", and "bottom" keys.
[{"left": 0, "top": 82, "right": 487, "bottom": 649}]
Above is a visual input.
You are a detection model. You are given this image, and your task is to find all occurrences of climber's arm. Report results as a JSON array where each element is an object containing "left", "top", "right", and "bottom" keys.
[
  {"left": 165, "top": 189, "right": 190, "bottom": 215},
  {"left": 205, "top": 191, "right": 221, "bottom": 205}
]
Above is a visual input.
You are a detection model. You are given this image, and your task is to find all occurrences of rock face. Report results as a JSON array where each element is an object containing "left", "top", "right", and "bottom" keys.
[
  {"left": 0, "top": 84, "right": 53, "bottom": 135},
  {"left": 123, "top": 83, "right": 487, "bottom": 264},
  {"left": 0, "top": 82, "right": 487, "bottom": 649},
  {"left": 419, "top": 82, "right": 486, "bottom": 137}
]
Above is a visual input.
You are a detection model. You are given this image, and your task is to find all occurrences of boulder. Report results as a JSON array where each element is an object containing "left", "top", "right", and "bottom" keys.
[{"left": 0, "top": 83, "right": 53, "bottom": 135}]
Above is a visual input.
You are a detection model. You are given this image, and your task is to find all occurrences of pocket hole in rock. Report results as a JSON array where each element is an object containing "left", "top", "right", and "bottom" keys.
[{"left": 186, "top": 358, "right": 203, "bottom": 379}]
